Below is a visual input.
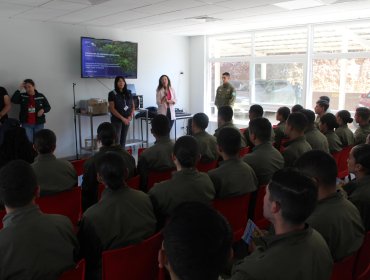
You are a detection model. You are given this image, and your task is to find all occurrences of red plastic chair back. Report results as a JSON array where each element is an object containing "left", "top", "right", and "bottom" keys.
[
  {"left": 212, "top": 194, "right": 250, "bottom": 241},
  {"left": 138, "top": 147, "right": 146, "bottom": 157},
  {"left": 59, "top": 259, "right": 85, "bottom": 280},
  {"left": 279, "top": 138, "right": 289, "bottom": 153},
  {"left": 102, "top": 232, "right": 163, "bottom": 280},
  {"left": 196, "top": 160, "right": 218, "bottom": 173},
  {"left": 36, "top": 187, "right": 81, "bottom": 226},
  {"left": 126, "top": 148, "right": 133, "bottom": 155},
  {"left": 70, "top": 158, "right": 88, "bottom": 177},
  {"left": 0, "top": 209, "right": 6, "bottom": 229},
  {"left": 239, "top": 128, "right": 247, "bottom": 135},
  {"left": 330, "top": 254, "right": 356, "bottom": 280},
  {"left": 354, "top": 231, "right": 370, "bottom": 279},
  {"left": 126, "top": 175, "right": 140, "bottom": 190},
  {"left": 239, "top": 146, "right": 251, "bottom": 157},
  {"left": 147, "top": 169, "right": 175, "bottom": 191},
  {"left": 356, "top": 263, "right": 370, "bottom": 280},
  {"left": 337, "top": 146, "right": 353, "bottom": 178}
]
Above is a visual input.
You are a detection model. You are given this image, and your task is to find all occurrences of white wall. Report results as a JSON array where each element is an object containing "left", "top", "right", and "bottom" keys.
[{"left": 0, "top": 19, "right": 190, "bottom": 157}]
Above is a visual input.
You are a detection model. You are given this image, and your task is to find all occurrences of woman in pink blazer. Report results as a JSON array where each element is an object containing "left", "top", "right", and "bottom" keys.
[{"left": 156, "top": 75, "right": 176, "bottom": 130}]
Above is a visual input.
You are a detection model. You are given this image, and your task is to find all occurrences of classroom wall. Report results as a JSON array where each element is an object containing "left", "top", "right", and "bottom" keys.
[{"left": 0, "top": 19, "right": 190, "bottom": 157}]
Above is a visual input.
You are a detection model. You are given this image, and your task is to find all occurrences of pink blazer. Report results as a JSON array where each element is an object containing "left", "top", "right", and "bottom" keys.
[{"left": 156, "top": 87, "right": 177, "bottom": 120}]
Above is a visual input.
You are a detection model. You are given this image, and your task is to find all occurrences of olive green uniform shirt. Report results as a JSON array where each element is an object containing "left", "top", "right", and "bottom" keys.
[
  {"left": 149, "top": 168, "right": 215, "bottom": 218},
  {"left": 354, "top": 123, "right": 370, "bottom": 145},
  {"left": 231, "top": 225, "right": 333, "bottom": 280},
  {"left": 208, "top": 158, "right": 258, "bottom": 198},
  {"left": 324, "top": 130, "right": 343, "bottom": 153},
  {"left": 282, "top": 136, "right": 312, "bottom": 167},
  {"left": 306, "top": 191, "right": 364, "bottom": 261},
  {"left": 335, "top": 125, "right": 354, "bottom": 147},
  {"left": 215, "top": 82, "right": 236, "bottom": 108},
  {"left": 193, "top": 131, "right": 218, "bottom": 163},
  {"left": 273, "top": 121, "right": 286, "bottom": 150},
  {"left": 0, "top": 205, "right": 78, "bottom": 280},
  {"left": 32, "top": 153, "right": 77, "bottom": 196},
  {"left": 78, "top": 187, "right": 157, "bottom": 280},
  {"left": 243, "top": 142, "right": 284, "bottom": 186},
  {"left": 214, "top": 122, "right": 246, "bottom": 147},
  {"left": 305, "top": 126, "right": 329, "bottom": 153}
]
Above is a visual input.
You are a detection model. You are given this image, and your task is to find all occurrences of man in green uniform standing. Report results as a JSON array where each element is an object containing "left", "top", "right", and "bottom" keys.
[
  {"left": 354, "top": 107, "right": 370, "bottom": 145},
  {"left": 215, "top": 72, "right": 236, "bottom": 109}
]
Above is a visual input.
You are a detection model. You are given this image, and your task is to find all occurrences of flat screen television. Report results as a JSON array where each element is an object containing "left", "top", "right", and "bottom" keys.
[{"left": 81, "top": 37, "right": 138, "bottom": 78}]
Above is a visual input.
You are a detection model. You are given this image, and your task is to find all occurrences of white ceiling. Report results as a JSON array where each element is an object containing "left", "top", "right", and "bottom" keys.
[{"left": 0, "top": 0, "right": 370, "bottom": 35}]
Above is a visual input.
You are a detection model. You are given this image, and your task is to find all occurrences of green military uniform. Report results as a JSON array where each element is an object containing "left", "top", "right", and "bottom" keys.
[
  {"left": 282, "top": 136, "right": 312, "bottom": 167},
  {"left": 193, "top": 131, "right": 218, "bottom": 163},
  {"left": 149, "top": 168, "right": 215, "bottom": 218},
  {"left": 335, "top": 125, "right": 354, "bottom": 147},
  {"left": 244, "top": 126, "right": 275, "bottom": 148},
  {"left": 243, "top": 142, "right": 284, "bottom": 186},
  {"left": 215, "top": 82, "right": 236, "bottom": 109},
  {"left": 305, "top": 126, "right": 330, "bottom": 153},
  {"left": 315, "top": 115, "right": 321, "bottom": 128},
  {"left": 231, "top": 225, "right": 333, "bottom": 280},
  {"left": 32, "top": 153, "right": 77, "bottom": 196},
  {"left": 324, "top": 130, "right": 343, "bottom": 154},
  {"left": 354, "top": 123, "right": 370, "bottom": 145},
  {"left": 306, "top": 191, "right": 364, "bottom": 261},
  {"left": 273, "top": 121, "right": 286, "bottom": 150},
  {"left": 208, "top": 158, "right": 258, "bottom": 198},
  {"left": 0, "top": 205, "right": 78, "bottom": 279},
  {"left": 78, "top": 187, "right": 157, "bottom": 280},
  {"left": 82, "top": 145, "right": 136, "bottom": 211},
  {"left": 344, "top": 175, "right": 370, "bottom": 231},
  {"left": 214, "top": 122, "right": 246, "bottom": 147}
]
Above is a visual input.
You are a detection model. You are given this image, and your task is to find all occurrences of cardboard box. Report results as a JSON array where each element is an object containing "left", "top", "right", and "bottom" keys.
[{"left": 84, "top": 98, "right": 108, "bottom": 115}]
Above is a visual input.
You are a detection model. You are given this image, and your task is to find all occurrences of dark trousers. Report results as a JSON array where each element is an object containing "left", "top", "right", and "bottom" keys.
[
  {"left": 111, "top": 121, "right": 130, "bottom": 147},
  {"left": 166, "top": 108, "right": 174, "bottom": 131}
]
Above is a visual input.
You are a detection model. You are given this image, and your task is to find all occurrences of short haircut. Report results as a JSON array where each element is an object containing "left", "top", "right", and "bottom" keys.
[
  {"left": 269, "top": 168, "right": 318, "bottom": 225},
  {"left": 249, "top": 104, "right": 264, "bottom": 118},
  {"left": 300, "top": 109, "right": 315, "bottom": 125},
  {"left": 0, "top": 160, "right": 38, "bottom": 208},
  {"left": 320, "top": 96, "right": 330, "bottom": 103},
  {"left": 287, "top": 112, "right": 308, "bottom": 133},
  {"left": 174, "top": 136, "right": 199, "bottom": 168},
  {"left": 97, "top": 122, "right": 116, "bottom": 146},
  {"left": 320, "top": 113, "right": 339, "bottom": 130},
  {"left": 277, "top": 106, "right": 290, "bottom": 121},
  {"left": 337, "top": 110, "right": 353, "bottom": 124},
  {"left": 295, "top": 150, "right": 337, "bottom": 188},
  {"left": 218, "top": 106, "right": 233, "bottom": 122},
  {"left": 163, "top": 202, "right": 233, "bottom": 280},
  {"left": 249, "top": 117, "right": 272, "bottom": 142},
  {"left": 291, "top": 104, "right": 303, "bottom": 113},
  {"left": 34, "top": 129, "right": 56, "bottom": 154},
  {"left": 352, "top": 144, "right": 370, "bottom": 175},
  {"left": 23, "top": 79, "right": 35, "bottom": 87},
  {"left": 192, "top": 113, "right": 209, "bottom": 130},
  {"left": 96, "top": 152, "right": 126, "bottom": 190},
  {"left": 151, "top": 115, "right": 170, "bottom": 136},
  {"left": 316, "top": 100, "right": 329, "bottom": 112},
  {"left": 222, "top": 72, "right": 230, "bottom": 77},
  {"left": 217, "top": 127, "right": 241, "bottom": 156},
  {"left": 356, "top": 107, "right": 370, "bottom": 121}
]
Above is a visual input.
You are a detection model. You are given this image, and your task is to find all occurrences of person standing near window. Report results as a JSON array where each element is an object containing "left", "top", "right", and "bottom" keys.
[
  {"left": 108, "top": 76, "right": 134, "bottom": 147},
  {"left": 11, "top": 79, "right": 51, "bottom": 143},
  {"left": 156, "top": 75, "right": 176, "bottom": 130},
  {"left": 214, "top": 72, "right": 236, "bottom": 110},
  {"left": 0, "top": 86, "right": 11, "bottom": 124}
]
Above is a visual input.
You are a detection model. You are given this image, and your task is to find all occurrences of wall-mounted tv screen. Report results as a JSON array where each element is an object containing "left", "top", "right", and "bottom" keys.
[{"left": 81, "top": 37, "right": 138, "bottom": 79}]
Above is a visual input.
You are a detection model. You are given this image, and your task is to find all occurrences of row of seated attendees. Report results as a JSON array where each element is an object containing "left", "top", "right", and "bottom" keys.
[{"left": 0, "top": 100, "right": 369, "bottom": 279}]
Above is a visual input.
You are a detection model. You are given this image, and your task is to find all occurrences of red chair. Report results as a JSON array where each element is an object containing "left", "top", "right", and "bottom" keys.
[
  {"left": 356, "top": 263, "right": 370, "bottom": 280},
  {"left": 337, "top": 146, "right": 353, "bottom": 178},
  {"left": 330, "top": 254, "right": 356, "bottom": 280},
  {"left": 59, "top": 259, "right": 85, "bottom": 280},
  {"left": 138, "top": 147, "right": 146, "bottom": 157},
  {"left": 0, "top": 209, "right": 6, "bottom": 229},
  {"left": 70, "top": 158, "right": 88, "bottom": 177},
  {"left": 212, "top": 194, "right": 251, "bottom": 241},
  {"left": 196, "top": 160, "right": 218, "bottom": 173},
  {"left": 239, "top": 128, "right": 247, "bottom": 135},
  {"left": 147, "top": 169, "right": 175, "bottom": 191},
  {"left": 36, "top": 187, "right": 81, "bottom": 226},
  {"left": 126, "top": 148, "right": 133, "bottom": 155},
  {"left": 126, "top": 175, "right": 140, "bottom": 190},
  {"left": 353, "top": 231, "right": 370, "bottom": 279},
  {"left": 279, "top": 138, "right": 289, "bottom": 153},
  {"left": 239, "top": 146, "right": 251, "bottom": 157},
  {"left": 98, "top": 183, "right": 105, "bottom": 200},
  {"left": 102, "top": 232, "right": 163, "bottom": 280},
  {"left": 253, "top": 185, "right": 270, "bottom": 230}
]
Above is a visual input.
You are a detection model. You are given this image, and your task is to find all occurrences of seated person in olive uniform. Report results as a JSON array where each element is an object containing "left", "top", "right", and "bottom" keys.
[
  {"left": 32, "top": 129, "right": 77, "bottom": 196},
  {"left": 335, "top": 110, "right": 355, "bottom": 147},
  {"left": 159, "top": 202, "right": 233, "bottom": 280},
  {"left": 291, "top": 104, "right": 303, "bottom": 113},
  {"left": 344, "top": 144, "right": 370, "bottom": 231},
  {"left": 300, "top": 109, "right": 329, "bottom": 153},
  {"left": 215, "top": 72, "right": 236, "bottom": 109},
  {"left": 0, "top": 160, "right": 79, "bottom": 279},
  {"left": 82, "top": 122, "right": 135, "bottom": 211},
  {"left": 149, "top": 135, "right": 215, "bottom": 221},
  {"left": 214, "top": 106, "right": 246, "bottom": 147},
  {"left": 282, "top": 112, "right": 312, "bottom": 167},
  {"left": 296, "top": 150, "right": 364, "bottom": 261},
  {"left": 274, "top": 106, "right": 290, "bottom": 150},
  {"left": 191, "top": 112, "right": 218, "bottom": 163},
  {"left": 231, "top": 169, "right": 333, "bottom": 280},
  {"left": 354, "top": 107, "right": 370, "bottom": 145},
  {"left": 319, "top": 113, "right": 343, "bottom": 154},
  {"left": 208, "top": 127, "right": 257, "bottom": 198},
  {"left": 137, "top": 115, "right": 175, "bottom": 190},
  {"left": 314, "top": 99, "right": 329, "bottom": 128},
  {"left": 243, "top": 117, "right": 284, "bottom": 186},
  {"left": 78, "top": 152, "right": 157, "bottom": 280}
]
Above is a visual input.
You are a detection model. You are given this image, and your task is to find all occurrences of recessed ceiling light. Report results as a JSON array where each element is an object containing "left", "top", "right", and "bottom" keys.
[
  {"left": 186, "top": 16, "right": 221, "bottom": 23},
  {"left": 274, "top": 0, "right": 325, "bottom": 10}
]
